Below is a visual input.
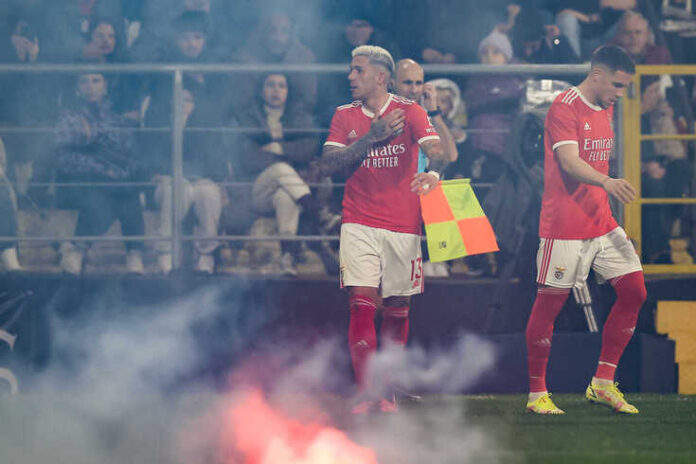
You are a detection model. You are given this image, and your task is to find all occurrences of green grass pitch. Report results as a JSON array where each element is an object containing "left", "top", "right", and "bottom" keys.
[{"left": 409, "top": 394, "right": 696, "bottom": 464}]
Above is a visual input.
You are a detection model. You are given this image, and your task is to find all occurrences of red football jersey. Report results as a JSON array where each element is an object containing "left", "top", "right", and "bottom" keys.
[
  {"left": 540, "top": 87, "right": 618, "bottom": 239},
  {"left": 324, "top": 94, "right": 439, "bottom": 234}
]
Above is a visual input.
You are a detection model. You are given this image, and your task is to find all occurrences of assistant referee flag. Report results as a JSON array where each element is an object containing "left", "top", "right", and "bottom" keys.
[{"left": 420, "top": 179, "right": 499, "bottom": 262}]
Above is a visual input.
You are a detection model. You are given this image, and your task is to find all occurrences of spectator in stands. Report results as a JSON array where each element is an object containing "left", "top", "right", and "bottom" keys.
[
  {"left": 145, "top": 11, "right": 226, "bottom": 127},
  {"left": 54, "top": 72, "right": 145, "bottom": 275},
  {"left": 316, "top": 12, "right": 401, "bottom": 124},
  {"left": 0, "top": 17, "right": 39, "bottom": 63},
  {"left": 639, "top": 77, "right": 691, "bottom": 263},
  {"left": 608, "top": 10, "right": 689, "bottom": 262},
  {"left": 0, "top": 7, "right": 59, "bottom": 208},
  {"left": 180, "top": 0, "right": 232, "bottom": 58},
  {"left": 465, "top": 30, "right": 525, "bottom": 182},
  {"left": 82, "top": 17, "right": 125, "bottom": 62},
  {"left": 0, "top": 136, "right": 22, "bottom": 272},
  {"left": 233, "top": 10, "right": 317, "bottom": 112},
  {"left": 144, "top": 79, "right": 225, "bottom": 274},
  {"left": 230, "top": 73, "right": 338, "bottom": 275},
  {"left": 81, "top": 17, "right": 142, "bottom": 118},
  {"left": 427, "top": 78, "right": 468, "bottom": 146},
  {"left": 318, "top": 12, "right": 401, "bottom": 62},
  {"left": 391, "top": 0, "right": 511, "bottom": 65},
  {"left": 41, "top": 0, "right": 125, "bottom": 62},
  {"left": 611, "top": 10, "right": 671, "bottom": 65},
  {"left": 551, "top": 0, "right": 636, "bottom": 60},
  {"left": 512, "top": 6, "right": 579, "bottom": 64}
]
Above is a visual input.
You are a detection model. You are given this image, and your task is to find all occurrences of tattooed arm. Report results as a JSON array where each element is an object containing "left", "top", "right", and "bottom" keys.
[
  {"left": 422, "top": 138, "right": 448, "bottom": 174},
  {"left": 411, "top": 138, "right": 448, "bottom": 195},
  {"left": 318, "top": 108, "right": 406, "bottom": 177}
]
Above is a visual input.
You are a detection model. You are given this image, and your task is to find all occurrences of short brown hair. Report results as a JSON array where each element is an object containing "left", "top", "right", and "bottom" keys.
[{"left": 591, "top": 45, "right": 636, "bottom": 74}]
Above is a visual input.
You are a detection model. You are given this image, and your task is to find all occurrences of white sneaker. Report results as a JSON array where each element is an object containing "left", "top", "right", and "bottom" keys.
[
  {"left": 157, "top": 253, "right": 173, "bottom": 275},
  {"left": 423, "top": 261, "right": 449, "bottom": 278},
  {"left": 60, "top": 248, "right": 83, "bottom": 275},
  {"left": 1, "top": 247, "right": 22, "bottom": 272},
  {"left": 279, "top": 252, "right": 298, "bottom": 276},
  {"left": 195, "top": 253, "right": 215, "bottom": 274},
  {"left": 432, "top": 261, "right": 450, "bottom": 277},
  {"left": 126, "top": 250, "right": 145, "bottom": 274}
]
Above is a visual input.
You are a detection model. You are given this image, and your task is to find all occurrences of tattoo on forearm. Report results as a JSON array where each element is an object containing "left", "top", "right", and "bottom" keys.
[
  {"left": 320, "top": 135, "right": 374, "bottom": 176},
  {"left": 422, "top": 140, "right": 448, "bottom": 173}
]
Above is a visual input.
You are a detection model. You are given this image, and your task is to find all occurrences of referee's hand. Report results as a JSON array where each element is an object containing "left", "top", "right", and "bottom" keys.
[{"left": 602, "top": 177, "right": 636, "bottom": 204}]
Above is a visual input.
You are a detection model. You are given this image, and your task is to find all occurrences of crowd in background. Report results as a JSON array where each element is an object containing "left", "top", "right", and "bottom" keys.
[{"left": 0, "top": 0, "right": 693, "bottom": 275}]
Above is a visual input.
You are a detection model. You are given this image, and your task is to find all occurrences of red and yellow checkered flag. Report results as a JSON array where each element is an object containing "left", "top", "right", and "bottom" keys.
[{"left": 420, "top": 179, "right": 499, "bottom": 262}]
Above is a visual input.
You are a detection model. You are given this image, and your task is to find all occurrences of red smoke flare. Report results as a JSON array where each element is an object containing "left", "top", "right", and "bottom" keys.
[{"left": 219, "top": 390, "right": 378, "bottom": 464}]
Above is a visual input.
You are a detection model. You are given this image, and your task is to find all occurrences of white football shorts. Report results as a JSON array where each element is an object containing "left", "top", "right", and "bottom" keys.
[
  {"left": 536, "top": 226, "right": 643, "bottom": 289},
  {"left": 339, "top": 222, "right": 424, "bottom": 298}
]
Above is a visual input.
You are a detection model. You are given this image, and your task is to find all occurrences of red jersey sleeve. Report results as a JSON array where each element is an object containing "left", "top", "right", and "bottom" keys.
[
  {"left": 408, "top": 104, "right": 440, "bottom": 145},
  {"left": 547, "top": 101, "right": 579, "bottom": 151},
  {"left": 324, "top": 109, "right": 348, "bottom": 147}
]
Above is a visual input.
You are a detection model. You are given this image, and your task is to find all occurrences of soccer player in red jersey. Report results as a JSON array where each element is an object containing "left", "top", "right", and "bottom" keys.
[
  {"left": 317, "top": 45, "right": 448, "bottom": 413},
  {"left": 525, "top": 45, "right": 646, "bottom": 414}
]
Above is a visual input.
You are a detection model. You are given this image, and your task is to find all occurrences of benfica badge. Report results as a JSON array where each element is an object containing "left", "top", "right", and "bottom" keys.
[{"left": 554, "top": 266, "right": 566, "bottom": 280}]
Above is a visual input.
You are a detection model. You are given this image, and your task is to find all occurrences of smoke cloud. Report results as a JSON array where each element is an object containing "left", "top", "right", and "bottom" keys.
[{"left": 0, "top": 284, "right": 505, "bottom": 464}]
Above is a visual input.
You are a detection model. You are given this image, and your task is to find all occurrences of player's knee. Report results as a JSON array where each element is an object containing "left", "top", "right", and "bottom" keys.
[
  {"left": 384, "top": 295, "right": 409, "bottom": 308},
  {"left": 383, "top": 306, "right": 409, "bottom": 319},
  {"left": 349, "top": 293, "right": 378, "bottom": 315},
  {"left": 614, "top": 271, "right": 646, "bottom": 306}
]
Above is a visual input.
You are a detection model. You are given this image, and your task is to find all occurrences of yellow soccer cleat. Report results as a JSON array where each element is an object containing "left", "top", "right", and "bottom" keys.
[
  {"left": 526, "top": 393, "right": 565, "bottom": 415},
  {"left": 586, "top": 382, "right": 639, "bottom": 414}
]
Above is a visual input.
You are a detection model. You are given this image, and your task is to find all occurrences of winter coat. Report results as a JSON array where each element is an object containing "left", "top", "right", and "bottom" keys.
[
  {"left": 55, "top": 100, "right": 140, "bottom": 180},
  {"left": 231, "top": 102, "right": 319, "bottom": 181}
]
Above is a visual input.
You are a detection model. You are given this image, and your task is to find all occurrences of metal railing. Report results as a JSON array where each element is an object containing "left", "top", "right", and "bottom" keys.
[
  {"left": 622, "top": 65, "right": 696, "bottom": 275},
  {"left": 0, "top": 62, "right": 590, "bottom": 270}
]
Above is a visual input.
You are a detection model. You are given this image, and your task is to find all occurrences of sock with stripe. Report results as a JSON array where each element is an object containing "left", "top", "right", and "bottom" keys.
[
  {"left": 348, "top": 294, "right": 378, "bottom": 391},
  {"left": 380, "top": 306, "right": 410, "bottom": 346},
  {"left": 526, "top": 287, "right": 570, "bottom": 393},
  {"left": 595, "top": 271, "right": 647, "bottom": 381}
]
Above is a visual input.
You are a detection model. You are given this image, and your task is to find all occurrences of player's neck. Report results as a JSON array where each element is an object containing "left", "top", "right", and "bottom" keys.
[
  {"left": 363, "top": 91, "right": 390, "bottom": 116},
  {"left": 576, "top": 80, "right": 599, "bottom": 107}
]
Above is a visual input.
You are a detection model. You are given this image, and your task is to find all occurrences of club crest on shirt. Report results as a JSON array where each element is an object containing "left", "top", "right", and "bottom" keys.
[{"left": 554, "top": 266, "right": 566, "bottom": 280}]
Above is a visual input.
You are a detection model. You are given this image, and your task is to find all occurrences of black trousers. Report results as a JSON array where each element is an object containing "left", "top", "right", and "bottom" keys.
[{"left": 57, "top": 176, "right": 145, "bottom": 251}]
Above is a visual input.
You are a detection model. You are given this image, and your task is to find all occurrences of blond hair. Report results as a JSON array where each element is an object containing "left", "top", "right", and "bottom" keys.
[{"left": 351, "top": 45, "right": 395, "bottom": 76}]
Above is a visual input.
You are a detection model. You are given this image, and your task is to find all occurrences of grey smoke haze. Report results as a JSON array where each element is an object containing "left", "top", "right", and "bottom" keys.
[{"left": 0, "top": 284, "right": 505, "bottom": 464}]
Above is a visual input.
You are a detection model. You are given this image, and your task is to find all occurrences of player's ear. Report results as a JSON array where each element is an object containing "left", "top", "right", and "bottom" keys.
[{"left": 590, "top": 65, "right": 606, "bottom": 82}]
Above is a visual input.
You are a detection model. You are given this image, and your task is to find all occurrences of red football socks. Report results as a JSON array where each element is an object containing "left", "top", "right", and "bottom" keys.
[
  {"left": 526, "top": 287, "right": 570, "bottom": 393},
  {"left": 380, "top": 306, "right": 410, "bottom": 346},
  {"left": 348, "top": 294, "right": 378, "bottom": 391},
  {"left": 595, "top": 271, "right": 647, "bottom": 381}
]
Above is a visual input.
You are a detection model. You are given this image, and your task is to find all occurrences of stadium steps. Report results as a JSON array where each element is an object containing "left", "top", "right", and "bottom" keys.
[
  {"left": 15, "top": 209, "right": 327, "bottom": 275},
  {"left": 656, "top": 301, "right": 696, "bottom": 394}
]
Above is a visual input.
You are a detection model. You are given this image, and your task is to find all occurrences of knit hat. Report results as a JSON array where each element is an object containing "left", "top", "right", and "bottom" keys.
[{"left": 478, "top": 30, "right": 513, "bottom": 62}]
